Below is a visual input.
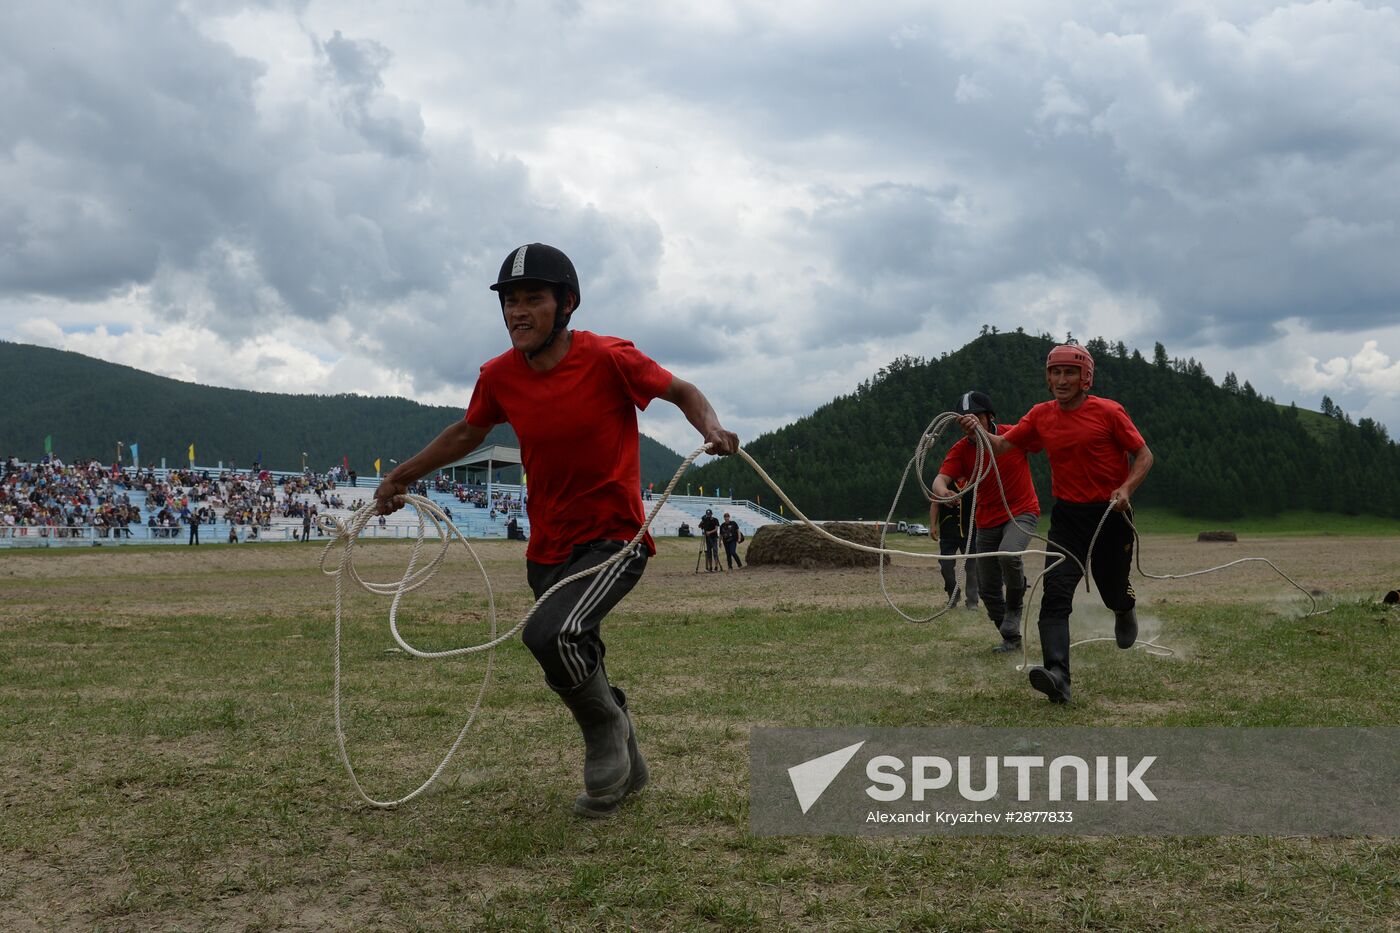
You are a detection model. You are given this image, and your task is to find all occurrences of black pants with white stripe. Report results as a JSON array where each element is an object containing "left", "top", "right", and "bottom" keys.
[{"left": 524, "top": 539, "right": 648, "bottom": 690}]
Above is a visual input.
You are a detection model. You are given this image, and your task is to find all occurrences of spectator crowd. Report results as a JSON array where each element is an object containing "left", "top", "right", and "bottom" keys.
[{"left": 1, "top": 455, "right": 369, "bottom": 542}]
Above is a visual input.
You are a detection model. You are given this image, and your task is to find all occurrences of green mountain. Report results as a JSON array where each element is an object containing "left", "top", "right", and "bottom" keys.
[
  {"left": 690, "top": 331, "right": 1400, "bottom": 521},
  {"left": 0, "top": 340, "right": 685, "bottom": 486}
]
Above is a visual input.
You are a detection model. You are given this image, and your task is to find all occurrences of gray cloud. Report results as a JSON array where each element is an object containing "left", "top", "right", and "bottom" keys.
[{"left": 3, "top": 0, "right": 1399, "bottom": 438}]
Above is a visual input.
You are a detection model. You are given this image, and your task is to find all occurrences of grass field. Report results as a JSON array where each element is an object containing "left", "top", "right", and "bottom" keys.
[
  {"left": 1123, "top": 508, "right": 1400, "bottom": 538},
  {"left": 2, "top": 532, "right": 1397, "bottom": 931}
]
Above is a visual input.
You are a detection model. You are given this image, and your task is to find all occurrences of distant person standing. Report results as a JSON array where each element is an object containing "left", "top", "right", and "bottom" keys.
[
  {"left": 187, "top": 510, "right": 201, "bottom": 546},
  {"left": 719, "top": 513, "right": 744, "bottom": 569},
  {"left": 934, "top": 391, "right": 1040, "bottom": 652},
  {"left": 961, "top": 344, "right": 1153, "bottom": 703},
  {"left": 698, "top": 509, "right": 721, "bottom": 572},
  {"left": 302, "top": 508, "right": 313, "bottom": 542}
]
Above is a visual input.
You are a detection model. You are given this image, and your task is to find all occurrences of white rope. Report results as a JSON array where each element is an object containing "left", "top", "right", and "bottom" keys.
[{"left": 320, "top": 415, "right": 1326, "bottom": 807}]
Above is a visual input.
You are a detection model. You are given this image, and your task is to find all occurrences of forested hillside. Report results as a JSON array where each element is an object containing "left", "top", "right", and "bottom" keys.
[
  {"left": 690, "top": 331, "right": 1400, "bottom": 521},
  {"left": 0, "top": 341, "right": 684, "bottom": 486}
]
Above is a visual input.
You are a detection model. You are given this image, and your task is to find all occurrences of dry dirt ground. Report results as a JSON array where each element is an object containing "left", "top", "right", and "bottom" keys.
[{"left": 2, "top": 532, "right": 1394, "bottom": 621}]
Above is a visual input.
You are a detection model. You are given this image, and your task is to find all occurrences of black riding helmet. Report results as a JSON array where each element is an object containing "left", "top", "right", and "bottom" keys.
[
  {"left": 490, "top": 243, "right": 581, "bottom": 359},
  {"left": 956, "top": 390, "right": 997, "bottom": 432}
]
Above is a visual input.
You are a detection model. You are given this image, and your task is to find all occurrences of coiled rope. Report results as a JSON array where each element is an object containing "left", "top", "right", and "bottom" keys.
[{"left": 319, "top": 414, "right": 1324, "bottom": 807}]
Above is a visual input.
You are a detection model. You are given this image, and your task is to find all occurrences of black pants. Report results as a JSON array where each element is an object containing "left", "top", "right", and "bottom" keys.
[
  {"left": 938, "top": 527, "right": 978, "bottom": 605},
  {"left": 1037, "top": 500, "right": 1136, "bottom": 681},
  {"left": 723, "top": 538, "right": 742, "bottom": 568},
  {"left": 524, "top": 540, "right": 648, "bottom": 689}
]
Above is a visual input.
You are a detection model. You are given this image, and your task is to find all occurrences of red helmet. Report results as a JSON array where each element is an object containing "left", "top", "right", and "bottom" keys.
[{"left": 1046, "top": 343, "right": 1094, "bottom": 389}]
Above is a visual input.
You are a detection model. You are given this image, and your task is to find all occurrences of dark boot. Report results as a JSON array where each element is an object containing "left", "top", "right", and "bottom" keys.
[
  {"left": 989, "top": 613, "right": 1019, "bottom": 652},
  {"left": 1114, "top": 607, "right": 1138, "bottom": 649},
  {"left": 999, "top": 588, "right": 1025, "bottom": 642},
  {"left": 553, "top": 667, "right": 632, "bottom": 817},
  {"left": 992, "top": 637, "right": 1022, "bottom": 654},
  {"left": 1028, "top": 617, "right": 1071, "bottom": 703},
  {"left": 572, "top": 685, "right": 648, "bottom": 818}
]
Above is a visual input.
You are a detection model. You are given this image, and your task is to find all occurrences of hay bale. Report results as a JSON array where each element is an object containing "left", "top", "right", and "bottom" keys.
[
  {"left": 745, "top": 522, "right": 887, "bottom": 569},
  {"left": 1197, "top": 530, "right": 1238, "bottom": 542}
]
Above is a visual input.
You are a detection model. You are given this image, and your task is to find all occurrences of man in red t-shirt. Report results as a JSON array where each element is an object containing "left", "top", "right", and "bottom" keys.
[
  {"left": 374, "top": 243, "right": 738, "bottom": 816},
  {"left": 934, "top": 390, "right": 1040, "bottom": 653},
  {"left": 961, "top": 344, "right": 1153, "bottom": 703}
]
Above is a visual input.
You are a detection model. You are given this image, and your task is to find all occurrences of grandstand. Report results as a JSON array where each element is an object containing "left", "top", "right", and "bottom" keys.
[
  {"left": 646, "top": 495, "right": 784, "bottom": 537},
  {"left": 0, "top": 459, "right": 788, "bottom": 549}
]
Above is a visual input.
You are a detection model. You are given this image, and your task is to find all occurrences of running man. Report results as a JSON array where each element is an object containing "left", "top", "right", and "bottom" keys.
[
  {"left": 960, "top": 344, "right": 1153, "bottom": 702},
  {"left": 934, "top": 390, "right": 1040, "bottom": 652},
  {"left": 375, "top": 243, "right": 738, "bottom": 816}
]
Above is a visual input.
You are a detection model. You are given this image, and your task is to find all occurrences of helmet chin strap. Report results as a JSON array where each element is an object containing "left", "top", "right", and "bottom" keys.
[{"left": 523, "top": 309, "right": 572, "bottom": 361}]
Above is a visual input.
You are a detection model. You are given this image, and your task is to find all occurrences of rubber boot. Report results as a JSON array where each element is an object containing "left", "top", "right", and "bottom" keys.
[
  {"left": 572, "top": 686, "right": 648, "bottom": 819},
  {"left": 1027, "top": 617, "right": 1071, "bottom": 703},
  {"left": 988, "top": 613, "right": 1019, "bottom": 653},
  {"left": 999, "top": 588, "right": 1024, "bottom": 642},
  {"left": 991, "top": 635, "right": 1021, "bottom": 654},
  {"left": 554, "top": 666, "right": 632, "bottom": 817},
  {"left": 1114, "top": 607, "right": 1138, "bottom": 649}
]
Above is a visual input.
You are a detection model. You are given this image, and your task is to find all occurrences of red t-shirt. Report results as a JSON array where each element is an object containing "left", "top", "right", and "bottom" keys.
[
  {"left": 464, "top": 330, "right": 674, "bottom": 564},
  {"left": 939, "top": 424, "right": 1040, "bottom": 528},
  {"left": 1002, "top": 396, "right": 1146, "bottom": 503}
]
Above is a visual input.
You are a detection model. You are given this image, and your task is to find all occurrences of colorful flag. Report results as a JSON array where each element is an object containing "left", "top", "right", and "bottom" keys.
[
  {"left": 374, "top": 458, "right": 382, "bottom": 474},
  {"left": 43, "top": 435, "right": 52, "bottom": 455},
  {"left": 188, "top": 443, "right": 195, "bottom": 463},
  {"left": 343, "top": 455, "right": 349, "bottom": 472},
  {"left": 130, "top": 442, "right": 139, "bottom": 466},
  {"left": 699, "top": 486, "right": 704, "bottom": 496}
]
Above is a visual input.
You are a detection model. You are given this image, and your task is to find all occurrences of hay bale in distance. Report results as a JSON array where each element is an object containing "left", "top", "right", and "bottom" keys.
[
  {"left": 746, "top": 522, "right": 886, "bottom": 569},
  {"left": 1197, "top": 531, "right": 1238, "bottom": 542}
]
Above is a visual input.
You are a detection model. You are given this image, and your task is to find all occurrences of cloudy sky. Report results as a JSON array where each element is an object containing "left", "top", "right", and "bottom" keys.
[{"left": 4, "top": 0, "right": 1399, "bottom": 455}]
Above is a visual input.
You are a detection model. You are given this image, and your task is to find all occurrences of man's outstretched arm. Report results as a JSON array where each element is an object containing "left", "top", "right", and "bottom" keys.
[
  {"left": 663, "top": 377, "right": 739, "bottom": 455},
  {"left": 374, "top": 420, "right": 491, "bottom": 514},
  {"left": 956, "top": 414, "right": 1013, "bottom": 455},
  {"left": 1111, "top": 444, "right": 1154, "bottom": 512}
]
